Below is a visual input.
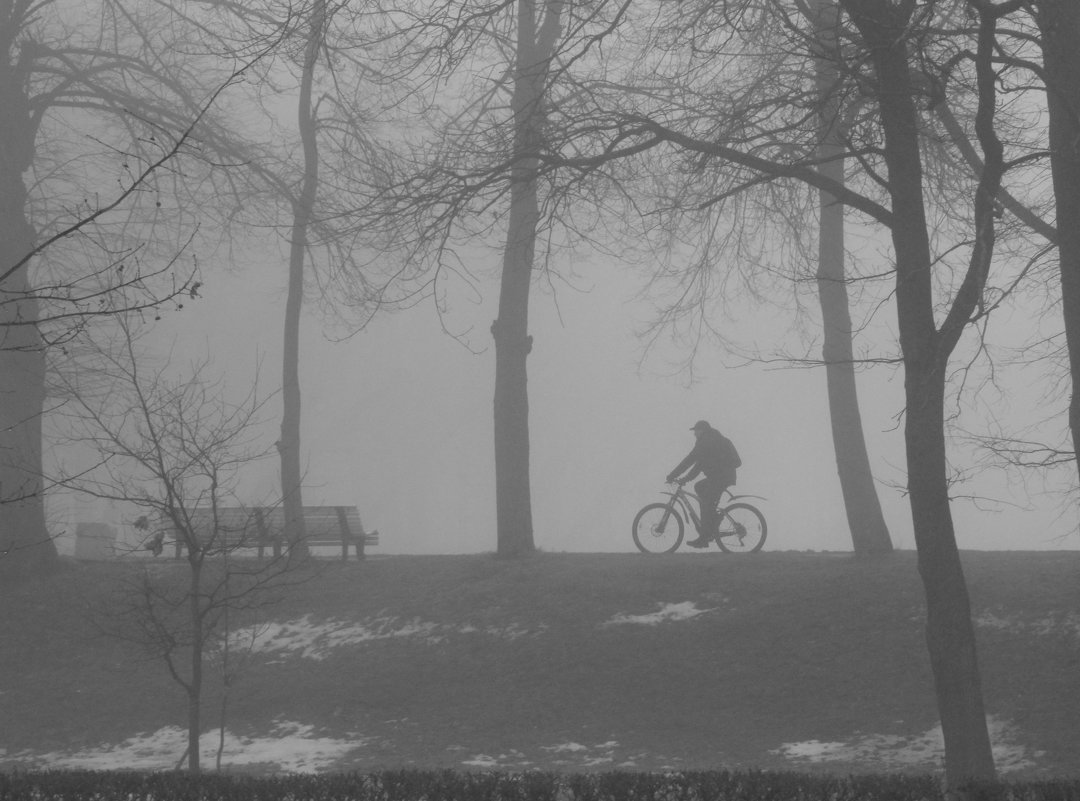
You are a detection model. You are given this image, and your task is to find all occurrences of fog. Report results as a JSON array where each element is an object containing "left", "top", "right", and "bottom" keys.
[
  {"left": 21, "top": 1, "right": 1076, "bottom": 562},
  {"left": 52, "top": 241, "right": 1078, "bottom": 557}
]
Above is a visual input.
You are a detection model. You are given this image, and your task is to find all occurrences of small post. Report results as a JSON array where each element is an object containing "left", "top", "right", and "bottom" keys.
[
  {"left": 335, "top": 506, "right": 357, "bottom": 561},
  {"left": 254, "top": 508, "right": 273, "bottom": 559}
]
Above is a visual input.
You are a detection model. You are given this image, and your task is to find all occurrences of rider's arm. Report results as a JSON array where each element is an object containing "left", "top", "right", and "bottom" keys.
[{"left": 666, "top": 450, "right": 698, "bottom": 483}]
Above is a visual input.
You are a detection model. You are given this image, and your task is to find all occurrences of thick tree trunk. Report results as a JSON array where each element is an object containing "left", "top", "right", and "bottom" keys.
[
  {"left": 0, "top": 50, "right": 55, "bottom": 580},
  {"left": 492, "top": 142, "right": 537, "bottom": 555},
  {"left": 841, "top": 0, "right": 995, "bottom": 785},
  {"left": 0, "top": 270, "right": 50, "bottom": 578},
  {"left": 280, "top": 0, "right": 325, "bottom": 558},
  {"left": 492, "top": 0, "right": 562, "bottom": 557},
  {"left": 906, "top": 367, "right": 995, "bottom": 786},
  {"left": 1034, "top": 1, "right": 1080, "bottom": 481},
  {"left": 810, "top": 0, "right": 892, "bottom": 556}
]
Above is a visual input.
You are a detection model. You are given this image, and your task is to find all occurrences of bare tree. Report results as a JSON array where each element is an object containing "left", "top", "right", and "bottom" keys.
[
  {"left": 1025, "top": 1, "right": 1080, "bottom": 484},
  {"left": 834, "top": 0, "right": 1013, "bottom": 783},
  {"left": 629, "top": 0, "right": 896, "bottom": 554},
  {"left": 489, "top": 0, "right": 566, "bottom": 556},
  {"left": 604, "top": 0, "right": 1006, "bottom": 781},
  {"left": 165, "top": 0, "right": 401, "bottom": 557},
  {"left": 357, "top": 1, "right": 645, "bottom": 555},
  {"left": 507, "top": 0, "right": 1016, "bottom": 783},
  {"left": 0, "top": 0, "right": 281, "bottom": 580},
  {"left": 52, "top": 316, "right": 296, "bottom": 774},
  {"left": 277, "top": 0, "right": 327, "bottom": 555},
  {"left": 807, "top": 0, "right": 893, "bottom": 555},
  {"left": 903, "top": 2, "right": 1080, "bottom": 515}
]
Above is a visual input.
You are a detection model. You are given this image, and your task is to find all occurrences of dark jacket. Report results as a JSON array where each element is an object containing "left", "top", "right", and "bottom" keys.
[{"left": 669, "top": 427, "right": 739, "bottom": 485}]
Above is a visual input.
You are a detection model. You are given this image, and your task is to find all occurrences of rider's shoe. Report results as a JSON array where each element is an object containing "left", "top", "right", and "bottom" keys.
[{"left": 685, "top": 535, "right": 711, "bottom": 548}]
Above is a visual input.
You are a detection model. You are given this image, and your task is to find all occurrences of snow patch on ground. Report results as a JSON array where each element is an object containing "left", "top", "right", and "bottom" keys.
[
  {"left": 773, "top": 716, "right": 1043, "bottom": 774},
  {"left": 975, "top": 611, "right": 1080, "bottom": 639},
  {"left": 236, "top": 602, "right": 719, "bottom": 661},
  {"left": 227, "top": 601, "right": 716, "bottom": 662},
  {"left": 22, "top": 721, "right": 358, "bottom": 773},
  {"left": 235, "top": 615, "right": 543, "bottom": 660},
  {"left": 239, "top": 615, "right": 440, "bottom": 660},
  {"left": 463, "top": 741, "right": 651, "bottom": 770},
  {"left": 603, "top": 602, "right": 715, "bottom": 626},
  {"left": 542, "top": 740, "right": 622, "bottom": 767},
  {"left": 462, "top": 749, "right": 531, "bottom": 768}
]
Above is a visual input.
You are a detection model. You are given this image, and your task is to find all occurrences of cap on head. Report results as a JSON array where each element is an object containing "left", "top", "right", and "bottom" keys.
[{"left": 690, "top": 420, "right": 711, "bottom": 432}]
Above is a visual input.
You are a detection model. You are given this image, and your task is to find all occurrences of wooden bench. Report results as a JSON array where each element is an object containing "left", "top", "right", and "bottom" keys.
[{"left": 171, "top": 505, "right": 378, "bottom": 560}]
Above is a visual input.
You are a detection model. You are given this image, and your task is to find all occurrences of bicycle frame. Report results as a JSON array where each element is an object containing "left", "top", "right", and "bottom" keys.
[
  {"left": 658, "top": 484, "right": 703, "bottom": 532},
  {"left": 659, "top": 484, "right": 766, "bottom": 533}
]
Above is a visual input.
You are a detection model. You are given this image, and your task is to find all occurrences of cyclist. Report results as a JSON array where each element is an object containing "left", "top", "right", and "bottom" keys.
[{"left": 665, "top": 420, "right": 740, "bottom": 548}]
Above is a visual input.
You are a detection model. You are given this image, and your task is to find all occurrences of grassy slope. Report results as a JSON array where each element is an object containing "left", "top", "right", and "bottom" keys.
[{"left": 0, "top": 551, "right": 1077, "bottom": 776}]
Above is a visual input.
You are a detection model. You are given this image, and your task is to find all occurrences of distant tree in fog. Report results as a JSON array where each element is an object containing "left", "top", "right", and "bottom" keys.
[
  {"left": 581, "top": 0, "right": 898, "bottom": 555},
  {"left": 360, "top": 0, "right": 636, "bottom": 556},
  {"left": 261, "top": 0, "right": 390, "bottom": 559},
  {"left": 278, "top": 0, "right": 325, "bottom": 558},
  {"left": 806, "top": 0, "right": 892, "bottom": 555},
  {"left": 489, "top": 0, "right": 566, "bottom": 557},
  {"left": 360, "top": 0, "right": 891, "bottom": 558},
  {"left": 170, "top": 0, "right": 398, "bottom": 558}
]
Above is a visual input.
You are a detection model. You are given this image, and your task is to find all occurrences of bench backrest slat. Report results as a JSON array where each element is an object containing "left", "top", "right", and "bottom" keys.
[{"left": 175, "top": 506, "right": 364, "bottom": 542}]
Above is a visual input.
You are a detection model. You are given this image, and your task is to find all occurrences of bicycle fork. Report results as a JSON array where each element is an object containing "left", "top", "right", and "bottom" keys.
[{"left": 657, "top": 498, "right": 680, "bottom": 532}]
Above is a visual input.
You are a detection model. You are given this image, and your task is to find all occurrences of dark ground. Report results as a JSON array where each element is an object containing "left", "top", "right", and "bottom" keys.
[{"left": 1, "top": 550, "right": 1077, "bottom": 777}]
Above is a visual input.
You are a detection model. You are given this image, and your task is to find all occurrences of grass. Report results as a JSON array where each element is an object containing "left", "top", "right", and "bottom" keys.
[{"left": 0, "top": 550, "right": 1077, "bottom": 777}]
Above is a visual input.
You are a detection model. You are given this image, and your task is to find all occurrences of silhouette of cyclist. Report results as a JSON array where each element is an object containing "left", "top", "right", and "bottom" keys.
[{"left": 666, "top": 420, "right": 741, "bottom": 548}]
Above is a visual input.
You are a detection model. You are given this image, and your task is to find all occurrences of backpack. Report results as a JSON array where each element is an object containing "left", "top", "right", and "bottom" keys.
[{"left": 721, "top": 434, "right": 742, "bottom": 470}]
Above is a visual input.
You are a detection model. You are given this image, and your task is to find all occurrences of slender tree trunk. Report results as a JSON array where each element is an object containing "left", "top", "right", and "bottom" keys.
[
  {"left": 217, "top": 578, "right": 230, "bottom": 772},
  {"left": 187, "top": 557, "right": 203, "bottom": 773},
  {"left": 492, "top": 0, "right": 562, "bottom": 557},
  {"left": 0, "top": 46, "right": 55, "bottom": 579},
  {"left": 280, "top": 0, "right": 325, "bottom": 558},
  {"left": 841, "top": 0, "right": 995, "bottom": 785},
  {"left": 810, "top": 0, "right": 892, "bottom": 556},
  {"left": 1034, "top": 0, "right": 1080, "bottom": 482}
]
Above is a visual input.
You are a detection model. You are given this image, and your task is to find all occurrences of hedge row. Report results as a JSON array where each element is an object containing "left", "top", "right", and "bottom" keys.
[{"left": 1, "top": 769, "right": 1077, "bottom": 801}]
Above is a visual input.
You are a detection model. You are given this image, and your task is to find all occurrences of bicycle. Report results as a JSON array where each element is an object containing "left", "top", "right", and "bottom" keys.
[{"left": 632, "top": 482, "right": 767, "bottom": 554}]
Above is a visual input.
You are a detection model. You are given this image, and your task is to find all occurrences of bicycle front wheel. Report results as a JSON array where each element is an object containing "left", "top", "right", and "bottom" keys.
[
  {"left": 716, "top": 502, "right": 767, "bottom": 553},
  {"left": 632, "top": 503, "right": 685, "bottom": 554}
]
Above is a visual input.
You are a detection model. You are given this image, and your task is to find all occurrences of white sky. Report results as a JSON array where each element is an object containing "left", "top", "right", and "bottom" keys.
[{"left": 49, "top": 238, "right": 1077, "bottom": 558}]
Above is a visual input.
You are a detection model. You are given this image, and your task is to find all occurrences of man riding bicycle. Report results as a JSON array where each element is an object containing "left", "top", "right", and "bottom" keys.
[{"left": 666, "top": 420, "right": 741, "bottom": 548}]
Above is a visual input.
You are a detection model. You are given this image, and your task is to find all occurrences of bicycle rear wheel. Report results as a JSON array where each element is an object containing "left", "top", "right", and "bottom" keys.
[
  {"left": 632, "top": 503, "right": 685, "bottom": 554},
  {"left": 716, "top": 502, "right": 767, "bottom": 553}
]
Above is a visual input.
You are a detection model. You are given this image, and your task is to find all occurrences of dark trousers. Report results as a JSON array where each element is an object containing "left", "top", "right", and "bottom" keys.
[{"left": 695, "top": 476, "right": 728, "bottom": 534}]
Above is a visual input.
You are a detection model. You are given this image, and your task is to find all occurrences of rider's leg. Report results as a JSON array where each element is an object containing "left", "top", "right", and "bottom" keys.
[
  {"left": 698, "top": 477, "right": 724, "bottom": 533},
  {"left": 686, "top": 476, "right": 723, "bottom": 547}
]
